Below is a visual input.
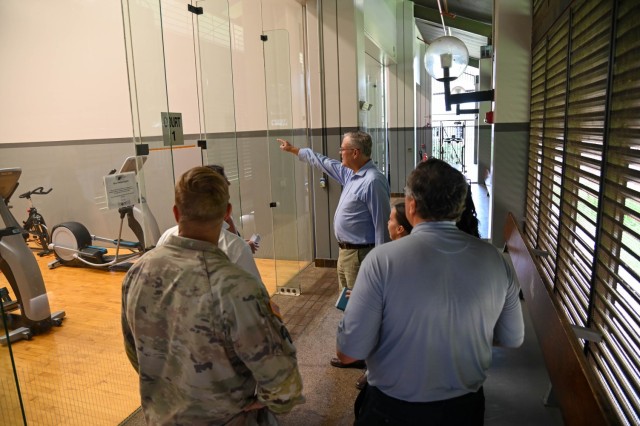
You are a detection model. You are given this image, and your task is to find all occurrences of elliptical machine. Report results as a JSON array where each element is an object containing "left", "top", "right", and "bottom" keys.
[
  {"left": 0, "top": 167, "right": 65, "bottom": 345},
  {"left": 47, "top": 156, "right": 160, "bottom": 271}
]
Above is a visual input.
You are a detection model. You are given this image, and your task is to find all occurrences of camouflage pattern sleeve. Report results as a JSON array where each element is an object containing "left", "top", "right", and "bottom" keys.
[
  {"left": 121, "top": 265, "right": 139, "bottom": 372},
  {"left": 225, "top": 282, "right": 305, "bottom": 414}
]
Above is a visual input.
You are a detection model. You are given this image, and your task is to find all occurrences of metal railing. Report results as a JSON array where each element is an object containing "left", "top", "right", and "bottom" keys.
[{"left": 431, "top": 121, "right": 466, "bottom": 173}]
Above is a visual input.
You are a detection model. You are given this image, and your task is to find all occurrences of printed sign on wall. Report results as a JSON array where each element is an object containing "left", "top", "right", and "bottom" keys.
[
  {"left": 104, "top": 172, "right": 139, "bottom": 210},
  {"left": 161, "top": 112, "right": 184, "bottom": 146}
]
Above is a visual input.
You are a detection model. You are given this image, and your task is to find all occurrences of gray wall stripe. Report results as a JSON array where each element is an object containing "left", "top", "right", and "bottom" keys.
[{"left": 494, "top": 122, "right": 529, "bottom": 132}]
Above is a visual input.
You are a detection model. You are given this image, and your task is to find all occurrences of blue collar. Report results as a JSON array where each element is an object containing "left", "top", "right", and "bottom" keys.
[{"left": 354, "top": 159, "right": 375, "bottom": 177}]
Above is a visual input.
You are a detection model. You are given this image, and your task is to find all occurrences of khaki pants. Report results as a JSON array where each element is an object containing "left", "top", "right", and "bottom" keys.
[{"left": 337, "top": 246, "right": 374, "bottom": 291}]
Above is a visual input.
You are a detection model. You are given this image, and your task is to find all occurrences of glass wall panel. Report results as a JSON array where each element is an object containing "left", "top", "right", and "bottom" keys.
[
  {"left": 263, "top": 29, "right": 305, "bottom": 294},
  {"left": 0, "top": 300, "right": 26, "bottom": 426},
  {"left": 194, "top": 0, "right": 241, "bottom": 230},
  {"left": 364, "top": 53, "right": 388, "bottom": 177},
  {"left": 121, "top": 0, "right": 177, "bottom": 242}
]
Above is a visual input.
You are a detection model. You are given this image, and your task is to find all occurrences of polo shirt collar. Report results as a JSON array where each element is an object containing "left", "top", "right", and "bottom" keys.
[{"left": 412, "top": 221, "right": 458, "bottom": 233}]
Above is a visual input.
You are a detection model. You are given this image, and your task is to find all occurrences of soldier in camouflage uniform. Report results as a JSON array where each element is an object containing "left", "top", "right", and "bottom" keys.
[{"left": 122, "top": 166, "right": 304, "bottom": 425}]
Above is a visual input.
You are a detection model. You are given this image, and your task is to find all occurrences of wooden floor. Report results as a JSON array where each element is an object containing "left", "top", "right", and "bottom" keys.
[
  {"left": 0, "top": 251, "right": 140, "bottom": 426},
  {"left": 255, "top": 258, "right": 309, "bottom": 295},
  {"left": 0, "top": 248, "right": 307, "bottom": 426}
]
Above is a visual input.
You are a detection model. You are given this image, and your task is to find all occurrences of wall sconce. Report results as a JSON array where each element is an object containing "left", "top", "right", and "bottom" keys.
[{"left": 424, "top": 35, "right": 494, "bottom": 115}]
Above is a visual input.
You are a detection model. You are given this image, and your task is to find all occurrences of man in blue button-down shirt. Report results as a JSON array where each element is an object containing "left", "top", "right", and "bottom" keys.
[{"left": 278, "top": 132, "right": 391, "bottom": 367}]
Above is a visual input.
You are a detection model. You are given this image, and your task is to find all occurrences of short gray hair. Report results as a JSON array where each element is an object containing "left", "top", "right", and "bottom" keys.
[{"left": 343, "top": 131, "right": 372, "bottom": 157}]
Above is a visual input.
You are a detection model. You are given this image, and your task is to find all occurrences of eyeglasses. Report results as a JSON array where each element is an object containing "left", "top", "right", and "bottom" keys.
[{"left": 338, "top": 147, "right": 359, "bottom": 153}]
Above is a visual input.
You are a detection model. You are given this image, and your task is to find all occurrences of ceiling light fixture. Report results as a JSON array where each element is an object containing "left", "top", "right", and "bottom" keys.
[{"left": 424, "top": 35, "right": 494, "bottom": 115}]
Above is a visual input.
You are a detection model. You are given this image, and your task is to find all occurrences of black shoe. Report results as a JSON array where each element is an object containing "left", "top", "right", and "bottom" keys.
[
  {"left": 330, "top": 357, "right": 366, "bottom": 369},
  {"left": 355, "top": 372, "right": 368, "bottom": 390}
]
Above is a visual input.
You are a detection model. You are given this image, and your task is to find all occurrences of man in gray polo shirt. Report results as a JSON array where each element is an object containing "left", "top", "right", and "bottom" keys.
[{"left": 336, "top": 158, "right": 524, "bottom": 424}]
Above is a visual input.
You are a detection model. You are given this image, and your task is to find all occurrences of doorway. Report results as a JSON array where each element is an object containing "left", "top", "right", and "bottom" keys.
[{"left": 363, "top": 52, "right": 388, "bottom": 179}]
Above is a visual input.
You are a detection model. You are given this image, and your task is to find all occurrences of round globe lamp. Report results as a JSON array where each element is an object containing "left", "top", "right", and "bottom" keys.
[{"left": 424, "top": 36, "right": 469, "bottom": 82}]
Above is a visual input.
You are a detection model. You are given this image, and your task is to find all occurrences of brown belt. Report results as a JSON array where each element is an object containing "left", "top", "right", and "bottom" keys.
[{"left": 338, "top": 242, "right": 375, "bottom": 250}]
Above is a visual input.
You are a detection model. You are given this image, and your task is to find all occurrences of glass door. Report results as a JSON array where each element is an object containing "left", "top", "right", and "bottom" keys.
[
  {"left": 121, "top": 0, "right": 175, "bottom": 246},
  {"left": 192, "top": 0, "right": 241, "bottom": 223},
  {"left": 262, "top": 29, "right": 302, "bottom": 296},
  {"left": 364, "top": 53, "right": 388, "bottom": 178}
]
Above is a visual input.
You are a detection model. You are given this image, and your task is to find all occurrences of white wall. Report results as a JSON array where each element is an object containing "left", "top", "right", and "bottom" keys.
[
  {"left": 304, "top": 3, "right": 322, "bottom": 130},
  {"left": 0, "top": 1, "right": 131, "bottom": 142},
  {"left": 0, "top": 0, "right": 307, "bottom": 138},
  {"left": 493, "top": 0, "right": 532, "bottom": 124},
  {"left": 160, "top": 0, "right": 201, "bottom": 134},
  {"left": 490, "top": 0, "right": 532, "bottom": 247},
  {"left": 378, "top": 2, "right": 415, "bottom": 197},
  {"left": 363, "top": 0, "right": 398, "bottom": 62},
  {"left": 189, "top": 0, "right": 306, "bottom": 132}
]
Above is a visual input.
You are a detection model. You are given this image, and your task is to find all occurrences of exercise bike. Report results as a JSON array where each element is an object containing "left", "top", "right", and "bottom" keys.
[
  {"left": 0, "top": 167, "right": 65, "bottom": 345},
  {"left": 47, "top": 156, "right": 160, "bottom": 271},
  {"left": 19, "top": 185, "right": 53, "bottom": 256}
]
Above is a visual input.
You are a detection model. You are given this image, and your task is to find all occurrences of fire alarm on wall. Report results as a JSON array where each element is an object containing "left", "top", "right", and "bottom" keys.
[{"left": 485, "top": 111, "right": 494, "bottom": 124}]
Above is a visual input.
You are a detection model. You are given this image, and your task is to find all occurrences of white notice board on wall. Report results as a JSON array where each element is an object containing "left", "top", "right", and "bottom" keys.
[{"left": 104, "top": 172, "right": 139, "bottom": 209}]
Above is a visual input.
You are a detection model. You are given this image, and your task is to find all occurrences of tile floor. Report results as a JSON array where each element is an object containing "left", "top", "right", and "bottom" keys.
[{"left": 274, "top": 265, "right": 564, "bottom": 425}]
